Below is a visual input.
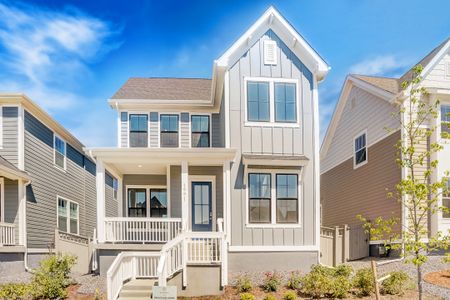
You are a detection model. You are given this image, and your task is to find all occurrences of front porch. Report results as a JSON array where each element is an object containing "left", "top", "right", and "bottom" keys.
[{"left": 90, "top": 148, "right": 235, "bottom": 245}]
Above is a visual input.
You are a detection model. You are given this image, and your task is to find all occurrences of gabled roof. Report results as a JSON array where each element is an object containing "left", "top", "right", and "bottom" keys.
[{"left": 321, "top": 36, "right": 450, "bottom": 160}]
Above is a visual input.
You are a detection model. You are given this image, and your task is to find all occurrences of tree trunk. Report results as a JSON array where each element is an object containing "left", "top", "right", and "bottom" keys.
[{"left": 417, "top": 263, "right": 423, "bottom": 300}]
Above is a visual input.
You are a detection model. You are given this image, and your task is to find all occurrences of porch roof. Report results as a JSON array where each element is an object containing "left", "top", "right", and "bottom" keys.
[
  {"left": 85, "top": 147, "right": 237, "bottom": 174},
  {"left": 0, "top": 156, "right": 30, "bottom": 181}
]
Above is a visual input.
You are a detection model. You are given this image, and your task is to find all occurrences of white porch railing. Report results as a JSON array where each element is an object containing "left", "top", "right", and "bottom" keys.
[
  {"left": 104, "top": 218, "right": 182, "bottom": 243},
  {"left": 0, "top": 222, "right": 16, "bottom": 246},
  {"left": 107, "top": 252, "right": 160, "bottom": 300}
]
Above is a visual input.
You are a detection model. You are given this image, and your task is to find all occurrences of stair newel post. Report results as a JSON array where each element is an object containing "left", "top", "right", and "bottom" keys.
[
  {"left": 182, "top": 236, "right": 188, "bottom": 287},
  {"left": 132, "top": 256, "right": 137, "bottom": 280}
]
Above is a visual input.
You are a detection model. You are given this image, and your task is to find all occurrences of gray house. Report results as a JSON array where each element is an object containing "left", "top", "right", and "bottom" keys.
[
  {"left": 87, "top": 7, "right": 329, "bottom": 299},
  {"left": 0, "top": 93, "right": 98, "bottom": 271}
]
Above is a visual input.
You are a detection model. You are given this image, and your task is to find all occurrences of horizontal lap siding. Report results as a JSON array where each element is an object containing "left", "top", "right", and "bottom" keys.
[
  {"left": 0, "top": 107, "right": 18, "bottom": 165},
  {"left": 229, "top": 30, "right": 316, "bottom": 247},
  {"left": 120, "top": 112, "right": 128, "bottom": 148},
  {"left": 4, "top": 178, "right": 19, "bottom": 242},
  {"left": 24, "top": 111, "right": 96, "bottom": 248},
  {"left": 422, "top": 52, "right": 450, "bottom": 88},
  {"left": 321, "top": 131, "right": 402, "bottom": 232},
  {"left": 149, "top": 112, "right": 159, "bottom": 148},
  {"left": 105, "top": 173, "right": 118, "bottom": 218},
  {"left": 180, "top": 113, "right": 190, "bottom": 148}
]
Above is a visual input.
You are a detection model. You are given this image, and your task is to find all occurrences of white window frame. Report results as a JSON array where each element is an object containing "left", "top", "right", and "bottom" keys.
[
  {"left": 56, "top": 196, "right": 79, "bottom": 235},
  {"left": 353, "top": 130, "right": 368, "bottom": 169},
  {"left": 159, "top": 112, "right": 181, "bottom": 148},
  {"left": 125, "top": 185, "right": 169, "bottom": 218},
  {"left": 190, "top": 113, "right": 212, "bottom": 148},
  {"left": 128, "top": 112, "right": 150, "bottom": 148},
  {"left": 244, "top": 77, "right": 300, "bottom": 127},
  {"left": 53, "top": 134, "right": 67, "bottom": 171},
  {"left": 245, "top": 168, "right": 302, "bottom": 228}
]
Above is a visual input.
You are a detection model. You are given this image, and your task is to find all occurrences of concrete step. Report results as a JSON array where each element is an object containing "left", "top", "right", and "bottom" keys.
[{"left": 118, "top": 279, "right": 155, "bottom": 300}]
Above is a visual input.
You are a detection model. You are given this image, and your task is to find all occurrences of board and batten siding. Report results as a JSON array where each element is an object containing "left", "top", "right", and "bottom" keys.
[
  {"left": 24, "top": 111, "right": 97, "bottom": 248},
  {"left": 321, "top": 85, "right": 400, "bottom": 173},
  {"left": 228, "top": 30, "right": 317, "bottom": 247},
  {"left": 0, "top": 107, "right": 19, "bottom": 166},
  {"left": 321, "top": 131, "right": 402, "bottom": 232},
  {"left": 422, "top": 51, "right": 450, "bottom": 88}
]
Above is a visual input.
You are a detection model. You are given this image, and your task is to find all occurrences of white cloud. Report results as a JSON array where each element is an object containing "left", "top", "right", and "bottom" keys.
[
  {"left": 349, "top": 55, "right": 410, "bottom": 77},
  {"left": 0, "top": 1, "right": 120, "bottom": 146}
]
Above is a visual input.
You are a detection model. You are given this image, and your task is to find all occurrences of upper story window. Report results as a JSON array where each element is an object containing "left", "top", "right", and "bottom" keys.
[
  {"left": 246, "top": 78, "right": 298, "bottom": 124},
  {"left": 441, "top": 105, "right": 450, "bottom": 138},
  {"left": 54, "top": 135, "right": 66, "bottom": 170},
  {"left": 275, "top": 83, "right": 297, "bottom": 122},
  {"left": 129, "top": 114, "right": 148, "bottom": 147},
  {"left": 191, "top": 115, "right": 210, "bottom": 147},
  {"left": 247, "top": 81, "right": 270, "bottom": 122},
  {"left": 57, "top": 197, "right": 79, "bottom": 235},
  {"left": 354, "top": 132, "right": 367, "bottom": 168},
  {"left": 160, "top": 114, "right": 179, "bottom": 147}
]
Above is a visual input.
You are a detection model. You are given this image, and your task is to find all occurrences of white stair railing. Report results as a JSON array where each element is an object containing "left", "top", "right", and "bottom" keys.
[
  {"left": 107, "top": 252, "right": 160, "bottom": 300},
  {"left": 104, "top": 217, "right": 182, "bottom": 243},
  {"left": 0, "top": 222, "right": 16, "bottom": 246}
]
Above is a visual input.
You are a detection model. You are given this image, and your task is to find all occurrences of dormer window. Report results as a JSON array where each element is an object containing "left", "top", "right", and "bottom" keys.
[
  {"left": 129, "top": 114, "right": 148, "bottom": 147},
  {"left": 160, "top": 114, "right": 179, "bottom": 147}
]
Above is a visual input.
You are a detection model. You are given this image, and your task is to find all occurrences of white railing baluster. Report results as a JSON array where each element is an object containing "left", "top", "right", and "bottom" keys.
[{"left": 0, "top": 222, "right": 16, "bottom": 246}]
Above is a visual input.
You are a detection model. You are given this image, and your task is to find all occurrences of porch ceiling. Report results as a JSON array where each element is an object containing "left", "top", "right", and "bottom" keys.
[{"left": 85, "top": 147, "right": 237, "bottom": 174}]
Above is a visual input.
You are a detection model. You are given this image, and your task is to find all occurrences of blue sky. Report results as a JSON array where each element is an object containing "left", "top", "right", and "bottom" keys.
[{"left": 0, "top": 0, "right": 449, "bottom": 146}]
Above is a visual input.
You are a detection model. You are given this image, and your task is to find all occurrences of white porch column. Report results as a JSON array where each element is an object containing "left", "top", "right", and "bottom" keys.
[
  {"left": 96, "top": 160, "right": 106, "bottom": 243},
  {"left": 223, "top": 161, "right": 231, "bottom": 241},
  {"left": 181, "top": 161, "right": 189, "bottom": 231},
  {"left": 118, "top": 176, "right": 123, "bottom": 217},
  {"left": 17, "top": 179, "right": 27, "bottom": 246}
]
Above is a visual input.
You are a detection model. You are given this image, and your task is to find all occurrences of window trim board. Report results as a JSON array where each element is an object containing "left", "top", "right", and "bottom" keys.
[
  {"left": 125, "top": 185, "right": 169, "bottom": 218},
  {"left": 190, "top": 113, "right": 212, "bottom": 148},
  {"left": 56, "top": 195, "right": 79, "bottom": 236},
  {"left": 353, "top": 129, "right": 368, "bottom": 169},
  {"left": 159, "top": 112, "right": 181, "bottom": 148},
  {"left": 53, "top": 133, "right": 67, "bottom": 171}
]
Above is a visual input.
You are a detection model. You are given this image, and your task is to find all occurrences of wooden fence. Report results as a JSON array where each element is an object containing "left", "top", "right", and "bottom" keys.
[{"left": 320, "top": 225, "right": 349, "bottom": 266}]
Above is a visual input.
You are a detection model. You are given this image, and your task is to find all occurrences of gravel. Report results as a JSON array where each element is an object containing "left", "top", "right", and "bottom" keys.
[{"left": 73, "top": 273, "right": 107, "bottom": 295}]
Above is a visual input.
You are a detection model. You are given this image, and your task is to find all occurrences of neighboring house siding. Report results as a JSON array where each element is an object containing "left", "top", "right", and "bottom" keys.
[
  {"left": 0, "top": 107, "right": 18, "bottom": 166},
  {"left": 321, "top": 131, "right": 402, "bottom": 232},
  {"left": 180, "top": 113, "right": 190, "bottom": 148},
  {"left": 105, "top": 172, "right": 118, "bottom": 218},
  {"left": 229, "top": 30, "right": 316, "bottom": 247},
  {"left": 4, "top": 178, "right": 19, "bottom": 242},
  {"left": 321, "top": 85, "right": 400, "bottom": 173},
  {"left": 422, "top": 51, "right": 450, "bottom": 88},
  {"left": 24, "top": 111, "right": 96, "bottom": 248}
]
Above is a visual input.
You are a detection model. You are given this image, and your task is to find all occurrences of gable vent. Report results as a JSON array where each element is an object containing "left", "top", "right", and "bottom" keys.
[{"left": 263, "top": 40, "right": 277, "bottom": 65}]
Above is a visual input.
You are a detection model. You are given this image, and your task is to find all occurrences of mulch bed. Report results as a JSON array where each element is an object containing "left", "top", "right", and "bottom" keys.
[{"left": 424, "top": 270, "right": 450, "bottom": 289}]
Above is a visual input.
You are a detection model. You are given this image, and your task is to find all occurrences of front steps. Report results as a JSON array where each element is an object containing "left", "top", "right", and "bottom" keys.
[{"left": 118, "top": 279, "right": 156, "bottom": 300}]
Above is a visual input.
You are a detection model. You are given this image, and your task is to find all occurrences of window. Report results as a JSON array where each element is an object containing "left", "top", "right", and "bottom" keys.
[
  {"left": 443, "top": 179, "right": 450, "bottom": 219},
  {"left": 113, "top": 178, "right": 118, "bottom": 200},
  {"left": 54, "top": 136, "right": 66, "bottom": 169},
  {"left": 247, "top": 82, "right": 270, "bottom": 122},
  {"left": 129, "top": 114, "right": 148, "bottom": 147},
  {"left": 150, "top": 189, "right": 167, "bottom": 217},
  {"left": 276, "top": 174, "right": 298, "bottom": 223},
  {"left": 57, "top": 197, "right": 78, "bottom": 234},
  {"left": 128, "top": 188, "right": 147, "bottom": 217},
  {"left": 160, "top": 114, "right": 179, "bottom": 147},
  {"left": 441, "top": 105, "right": 450, "bottom": 138},
  {"left": 191, "top": 115, "right": 210, "bottom": 147},
  {"left": 354, "top": 133, "right": 367, "bottom": 167},
  {"left": 248, "top": 173, "right": 271, "bottom": 223},
  {"left": 275, "top": 83, "right": 297, "bottom": 122}
]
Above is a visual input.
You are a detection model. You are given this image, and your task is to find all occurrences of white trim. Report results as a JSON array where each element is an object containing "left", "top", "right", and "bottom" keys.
[
  {"left": 167, "top": 165, "right": 171, "bottom": 218},
  {"left": 127, "top": 111, "right": 149, "bottom": 148},
  {"left": 245, "top": 168, "right": 302, "bottom": 228},
  {"left": 188, "top": 175, "right": 216, "bottom": 231},
  {"left": 53, "top": 133, "right": 67, "bottom": 171},
  {"left": 353, "top": 129, "right": 368, "bottom": 169},
  {"left": 446, "top": 62, "right": 450, "bottom": 78},
  {"left": 159, "top": 112, "right": 181, "bottom": 148},
  {"left": 117, "top": 111, "right": 121, "bottom": 148},
  {"left": 96, "top": 160, "right": 106, "bottom": 243},
  {"left": 224, "top": 71, "right": 230, "bottom": 149},
  {"left": 190, "top": 113, "right": 212, "bottom": 148},
  {"left": 228, "top": 245, "right": 319, "bottom": 252},
  {"left": 17, "top": 106, "right": 25, "bottom": 170},
  {"left": 125, "top": 185, "right": 168, "bottom": 218},
  {"left": 0, "top": 178, "right": 4, "bottom": 222},
  {"left": 420, "top": 39, "right": 450, "bottom": 82},
  {"left": 0, "top": 106, "right": 3, "bottom": 149},
  {"left": 243, "top": 77, "right": 300, "bottom": 127},
  {"left": 56, "top": 195, "right": 80, "bottom": 235},
  {"left": 27, "top": 248, "right": 55, "bottom": 253},
  {"left": 312, "top": 77, "right": 321, "bottom": 251},
  {"left": 223, "top": 161, "right": 231, "bottom": 242}
]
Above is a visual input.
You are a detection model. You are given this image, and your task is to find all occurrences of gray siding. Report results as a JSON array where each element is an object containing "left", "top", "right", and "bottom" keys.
[
  {"left": 0, "top": 107, "right": 18, "bottom": 166},
  {"left": 212, "top": 94, "right": 225, "bottom": 148},
  {"left": 120, "top": 112, "right": 128, "bottom": 148},
  {"left": 180, "top": 113, "right": 190, "bottom": 148},
  {"left": 228, "top": 30, "right": 316, "bottom": 247},
  {"left": 105, "top": 173, "right": 118, "bottom": 218},
  {"left": 170, "top": 166, "right": 181, "bottom": 218},
  {"left": 149, "top": 112, "right": 159, "bottom": 147},
  {"left": 24, "top": 111, "right": 97, "bottom": 248},
  {"left": 3, "top": 178, "right": 19, "bottom": 242}
]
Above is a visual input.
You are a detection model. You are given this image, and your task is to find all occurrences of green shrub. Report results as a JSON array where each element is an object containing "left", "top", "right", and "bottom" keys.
[
  {"left": 0, "top": 283, "right": 31, "bottom": 300},
  {"left": 240, "top": 292, "right": 255, "bottom": 300},
  {"left": 31, "top": 253, "right": 77, "bottom": 299},
  {"left": 286, "top": 271, "right": 302, "bottom": 290},
  {"left": 300, "top": 266, "right": 331, "bottom": 298},
  {"left": 262, "top": 271, "right": 282, "bottom": 292},
  {"left": 235, "top": 275, "right": 253, "bottom": 293},
  {"left": 334, "top": 264, "right": 353, "bottom": 278},
  {"left": 283, "top": 290, "right": 297, "bottom": 300},
  {"left": 353, "top": 268, "right": 375, "bottom": 296},
  {"left": 381, "top": 271, "right": 410, "bottom": 295},
  {"left": 330, "top": 276, "right": 352, "bottom": 299},
  {"left": 263, "top": 294, "right": 276, "bottom": 300}
]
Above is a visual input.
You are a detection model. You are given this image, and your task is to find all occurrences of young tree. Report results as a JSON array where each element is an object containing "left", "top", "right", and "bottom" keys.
[{"left": 358, "top": 65, "right": 449, "bottom": 300}]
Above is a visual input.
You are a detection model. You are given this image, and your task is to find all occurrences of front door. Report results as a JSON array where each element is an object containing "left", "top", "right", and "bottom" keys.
[{"left": 191, "top": 182, "right": 212, "bottom": 231}]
